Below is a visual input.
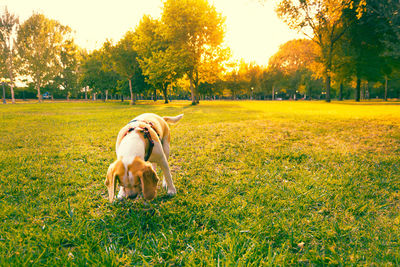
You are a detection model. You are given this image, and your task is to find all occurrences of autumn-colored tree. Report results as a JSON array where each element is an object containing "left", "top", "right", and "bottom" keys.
[
  {"left": 268, "top": 39, "right": 322, "bottom": 98},
  {"left": 162, "top": 0, "right": 228, "bottom": 105},
  {"left": 269, "top": 39, "right": 319, "bottom": 75},
  {"left": 17, "top": 13, "right": 72, "bottom": 102},
  {"left": 276, "top": 0, "right": 366, "bottom": 102},
  {"left": 0, "top": 7, "right": 19, "bottom": 104}
]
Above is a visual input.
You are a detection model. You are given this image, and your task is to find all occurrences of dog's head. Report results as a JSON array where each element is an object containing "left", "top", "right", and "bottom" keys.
[{"left": 105, "top": 157, "right": 159, "bottom": 203}]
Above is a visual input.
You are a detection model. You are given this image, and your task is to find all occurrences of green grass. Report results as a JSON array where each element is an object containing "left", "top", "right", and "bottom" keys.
[{"left": 0, "top": 100, "right": 399, "bottom": 265}]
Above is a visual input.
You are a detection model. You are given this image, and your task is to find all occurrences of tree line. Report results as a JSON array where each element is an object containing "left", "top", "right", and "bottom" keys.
[{"left": 1, "top": 0, "right": 399, "bottom": 104}]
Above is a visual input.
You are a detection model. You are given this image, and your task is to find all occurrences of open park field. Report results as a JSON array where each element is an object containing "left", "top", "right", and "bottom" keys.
[{"left": 0, "top": 100, "right": 399, "bottom": 265}]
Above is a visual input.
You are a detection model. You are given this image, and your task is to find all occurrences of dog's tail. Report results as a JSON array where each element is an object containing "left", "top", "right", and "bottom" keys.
[{"left": 163, "top": 114, "right": 183, "bottom": 124}]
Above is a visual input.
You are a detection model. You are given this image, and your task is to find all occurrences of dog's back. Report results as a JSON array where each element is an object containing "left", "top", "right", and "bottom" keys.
[{"left": 134, "top": 113, "right": 183, "bottom": 143}]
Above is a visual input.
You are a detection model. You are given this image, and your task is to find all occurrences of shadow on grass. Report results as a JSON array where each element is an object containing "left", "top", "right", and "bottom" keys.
[{"left": 334, "top": 100, "right": 400, "bottom": 106}]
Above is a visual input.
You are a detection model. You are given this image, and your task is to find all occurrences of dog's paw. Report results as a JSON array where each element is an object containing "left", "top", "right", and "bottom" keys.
[
  {"left": 167, "top": 187, "right": 177, "bottom": 196},
  {"left": 162, "top": 179, "right": 168, "bottom": 190}
]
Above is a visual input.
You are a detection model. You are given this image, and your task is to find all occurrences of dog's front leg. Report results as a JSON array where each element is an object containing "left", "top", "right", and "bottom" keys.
[
  {"left": 152, "top": 162, "right": 168, "bottom": 190},
  {"left": 158, "top": 156, "right": 176, "bottom": 196}
]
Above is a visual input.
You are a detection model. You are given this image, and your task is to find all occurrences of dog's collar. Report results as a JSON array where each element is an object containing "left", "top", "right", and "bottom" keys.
[
  {"left": 127, "top": 119, "right": 159, "bottom": 161},
  {"left": 129, "top": 119, "right": 160, "bottom": 137}
]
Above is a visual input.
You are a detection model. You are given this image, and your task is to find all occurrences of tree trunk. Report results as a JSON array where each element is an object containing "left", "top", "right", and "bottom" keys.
[
  {"left": 2, "top": 84, "right": 6, "bottom": 104},
  {"left": 162, "top": 83, "right": 169, "bottom": 104},
  {"left": 355, "top": 77, "right": 361, "bottom": 102},
  {"left": 272, "top": 85, "right": 275, "bottom": 100},
  {"left": 36, "top": 82, "right": 42, "bottom": 103},
  {"left": 361, "top": 82, "right": 364, "bottom": 100},
  {"left": 195, "top": 87, "right": 200, "bottom": 104},
  {"left": 128, "top": 79, "right": 135, "bottom": 105},
  {"left": 67, "top": 91, "right": 70, "bottom": 101},
  {"left": 85, "top": 86, "right": 88, "bottom": 100},
  {"left": 339, "top": 82, "right": 343, "bottom": 101},
  {"left": 324, "top": 43, "right": 333, "bottom": 103},
  {"left": 93, "top": 92, "right": 96, "bottom": 101},
  {"left": 384, "top": 77, "right": 388, "bottom": 101},
  {"left": 105, "top": 90, "right": 108, "bottom": 101},
  {"left": 7, "top": 55, "right": 16, "bottom": 104},
  {"left": 194, "top": 70, "right": 200, "bottom": 104},
  {"left": 190, "top": 78, "right": 196, "bottom": 105},
  {"left": 325, "top": 74, "right": 331, "bottom": 103},
  {"left": 10, "top": 84, "right": 15, "bottom": 104},
  {"left": 153, "top": 88, "right": 157, "bottom": 101}
]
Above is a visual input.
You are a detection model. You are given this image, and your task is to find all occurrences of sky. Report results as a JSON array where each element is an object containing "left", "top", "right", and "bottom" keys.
[{"left": 2, "top": 0, "right": 302, "bottom": 66}]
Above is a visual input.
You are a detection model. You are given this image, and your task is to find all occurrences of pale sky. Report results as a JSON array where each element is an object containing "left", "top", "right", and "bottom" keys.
[{"left": 2, "top": 0, "right": 302, "bottom": 66}]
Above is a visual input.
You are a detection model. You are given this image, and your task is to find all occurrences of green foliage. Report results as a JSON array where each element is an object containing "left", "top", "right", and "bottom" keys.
[
  {"left": 1, "top": 101, "right": 399, "bottom": 265},
  {"left": 134, "top": 15, "right": 177, "bottom": 103},
  {"left": 16, "top": 13, "right": 72, "bottom": 102},
  {"left": 162, "top": 0, "right": 228, "bottom": 104},
  {"left": 331, "top": 0, "right": 399, "bottom": 101},
  {"left": 370, "top": 0, "right": 400, "bottom": 60},
  {"left": 0, "top": 7, "right": 19, "bottom": 76},
  {"left": 108, "top": 32, "right": 144, "bottom": 104},
  {"left": 53, "top": 38, "right": 81, "bottom": 99},
  {"left": 0, "top": 7, "right": 19, "bottom": 103},
  {"left": 276, "top": 0, "right": 367, "bottom": 102},
  {"left": 80, "top": 46, "right": 121, "bottom": 99},
  {"left": 133, "top": 17, "right": 181, "bottom": 104}
]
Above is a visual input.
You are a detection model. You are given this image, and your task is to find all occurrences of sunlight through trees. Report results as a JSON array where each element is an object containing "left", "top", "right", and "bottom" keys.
[{"left": 0, "top": 0, "right": 399, "bottom": 102}]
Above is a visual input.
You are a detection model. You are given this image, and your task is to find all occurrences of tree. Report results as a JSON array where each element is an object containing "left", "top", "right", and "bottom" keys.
[
  {"left": 134, "top": 15, "right": 184, "bottom": 104},
  {"left": 55, "top": 38, "right": 81, "bottom": 100},
  {"left": 224, "top": 69, "right": 244, "bottom": 100},
  {"left": 276, "top": 0, "right": 366, "bottom": 102},
  {"left": 263, "top": 67, "right": 284, "bottom": 100},
  {"left": 348, "top": 6, "right": 385, "bottom": 101},
  {"left": 108, "top": 31, "right": 142, "bottom": 105},
  {"left": 80, "top": 47, "right": 120, "bottom": 101},
  {"left": 268, "top": 39, "right": 322, "bottom": 99},
  {"left": 0, "top": 7, "right": 19, "bottom": 104},
  {"left": 368, "top": 0, "right": 400, "bottom": 101},
  {"left": 370, "top": 0, "right": 400, "bottom": 59},
  {"left": 162, "top": 0, "right": 228, "bottom": 105},
  {"left": 332, "top": 0, "right": 398, "bottom": 101},
  {"left": 17, "top": 13, "right": 72, "bottom": 102}
]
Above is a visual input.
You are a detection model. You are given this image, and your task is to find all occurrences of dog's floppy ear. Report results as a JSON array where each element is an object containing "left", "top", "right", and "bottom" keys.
[
  {"left": 140, "top": 163, "right": 159, "bottom": 200},
  {"left": 105, "top": 160, "right": 123, "bottom": 203}
]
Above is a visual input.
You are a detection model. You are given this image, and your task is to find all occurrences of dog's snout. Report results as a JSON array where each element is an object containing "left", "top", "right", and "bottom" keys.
[{"left": 127, "top": 193, "right": 138, "bottom": 199}]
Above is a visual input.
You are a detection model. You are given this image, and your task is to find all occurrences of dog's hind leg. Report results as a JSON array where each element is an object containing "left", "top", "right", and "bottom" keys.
[
  {"left": 152, "top": 163, "right": 157, "bottom": 172},
  {"left": 161, "top": 140, "right": 170, "bottom": 190}
]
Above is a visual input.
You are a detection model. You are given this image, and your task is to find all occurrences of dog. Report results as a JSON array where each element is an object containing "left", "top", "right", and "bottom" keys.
[{"left": 105, "top": 113, "right": 183, "bottom": 203}]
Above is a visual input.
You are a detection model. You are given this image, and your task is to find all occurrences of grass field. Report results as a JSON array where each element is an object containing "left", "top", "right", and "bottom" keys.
[{"left": 0, "top": 100, "right": 399, "bottom": 265}]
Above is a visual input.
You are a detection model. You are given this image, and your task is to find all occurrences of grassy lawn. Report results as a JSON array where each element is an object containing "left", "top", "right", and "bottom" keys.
[{"left": 0, "top": 100, "right": 399, "bottom": 265}]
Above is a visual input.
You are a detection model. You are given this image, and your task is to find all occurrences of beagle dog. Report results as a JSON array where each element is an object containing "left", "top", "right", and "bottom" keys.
[{"left": 105, "top": 113, "right": 183, "bottom": 203}]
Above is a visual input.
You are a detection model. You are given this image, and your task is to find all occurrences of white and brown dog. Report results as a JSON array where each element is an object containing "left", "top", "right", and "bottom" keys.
[{"left": 105, "top": 113, "right": 183, "bottom": 203}]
